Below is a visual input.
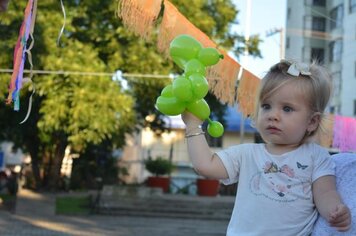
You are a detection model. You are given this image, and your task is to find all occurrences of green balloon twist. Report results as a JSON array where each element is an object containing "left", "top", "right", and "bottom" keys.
[{"left": 155, "top": 34, "right": 225, "bottom": 137}]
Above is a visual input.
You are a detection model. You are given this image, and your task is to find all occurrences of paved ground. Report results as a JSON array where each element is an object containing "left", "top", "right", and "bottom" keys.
[{"left": 0, "top": 189, "right": 230, "bottom": 236}]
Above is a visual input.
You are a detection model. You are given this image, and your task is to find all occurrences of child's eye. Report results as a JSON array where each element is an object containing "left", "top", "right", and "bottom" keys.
[
  {"left": 261, "top": 104, "right": 270, "bottom": 110},
  {"left": 283, "top": 106, "right": 293, "bottom": 112}
]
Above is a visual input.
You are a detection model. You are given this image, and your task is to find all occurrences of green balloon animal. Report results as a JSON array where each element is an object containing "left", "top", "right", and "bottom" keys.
[{"left": 155, "top": 34, "right": 225, "bottom": 138}]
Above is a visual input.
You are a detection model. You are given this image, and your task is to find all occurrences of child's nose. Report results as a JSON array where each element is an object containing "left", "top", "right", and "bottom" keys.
[{"left": 268, "top": 109, "right": 280, "bottom": 121}]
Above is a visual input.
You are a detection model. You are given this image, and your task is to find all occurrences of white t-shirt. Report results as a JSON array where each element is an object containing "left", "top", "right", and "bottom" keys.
[{"left": 217, "top": 142, "right": 335, "bottom": 236}]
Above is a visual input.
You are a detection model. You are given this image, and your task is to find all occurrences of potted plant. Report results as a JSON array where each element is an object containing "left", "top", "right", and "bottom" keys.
[
  {"left": 196, "top": 178, "right": 220, "bottom": 196},
  {"left": 145, "top": 156, "right": 174, "bottom": 193}
]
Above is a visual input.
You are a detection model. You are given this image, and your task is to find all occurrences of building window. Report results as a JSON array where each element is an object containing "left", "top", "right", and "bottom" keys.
[
  {"left": 313, "top": 0, "right": 326, "bottom": 6},
  {"left": 331, "top": 71, "right": 342, "bottom": 114},
  {"left": 305, "top": 0, "right": 326, "bottom": 6},
  {"left": 312, "top": 17, "right": 326, "bottom": 31},
  {"left": 329, "top": 106, "right": 335, "bottom": 114},
  {"left": 286, "top": 37, "right": 290, "bottom": 49},
  {"left": 350, "top": 0, "right": 356, "bottom": 13},
  {"left": 311, "top": 48, "right": 325, "bottom": 63},
  {"left": 329, "top": 40, "right": 343, "bottom": 62},
  {"left": 287, "top": 7, "right": 291, "bottom": 20},
  {"left": 332, "top": 72, "right": 341, "bottom": 98},
  {"left": 330, "top": 5, "right": 344, "bottom": 30}
]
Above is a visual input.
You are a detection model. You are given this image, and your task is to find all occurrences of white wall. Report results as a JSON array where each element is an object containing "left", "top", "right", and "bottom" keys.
[
  {"left": 120, "top": 128, "right": 255, "bottom": 184},
  {"left": 0, "top": 141, "right": 25, "bottom": 167}
]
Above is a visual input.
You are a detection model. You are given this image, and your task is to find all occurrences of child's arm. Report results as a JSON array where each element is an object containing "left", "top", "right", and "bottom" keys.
[
  {"left": 312, "top": 175, "right": 351, "bottom": 232},
  {"left": 181, "top": 112, "right": 228, "bottom": 179}
]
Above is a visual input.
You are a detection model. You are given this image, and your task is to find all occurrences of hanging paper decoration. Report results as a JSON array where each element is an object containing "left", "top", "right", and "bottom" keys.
[
  {"left": 207, "top": 53, "right": 241, "bottom": 105},
  {"left": 6, "top": 0, "right": 37, "bottom": 112},
  {"left": 157, "top": 0, "right": 216, "bottom": 53},
  {"left": 237, "top": 69, "right": 260, "bottom": 116},
  {"left": 333, "top": 115, "right": 356, "bottom": 152},
  {"left": 117, "top": 0, "right": 162, "bottom": 39},
  {"left": 56, "top": 0, "right": 66, "bottom": 46}
]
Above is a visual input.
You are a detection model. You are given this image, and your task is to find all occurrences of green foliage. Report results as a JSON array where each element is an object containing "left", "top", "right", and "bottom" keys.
[
  {"left": 70, "top": 143, "right": 122, "bottom": 190},
  {"left": 145, "top": 157, "right": 174, "bottom": 176},
  {"left": 56, "top": 196, "right": 91, "bottom": 215},
  {"left": 0, "top": 0, "right": 261, "bottom": 189},
  {"left": 233, "top": 35, "right": 263, "bottom": 59}
]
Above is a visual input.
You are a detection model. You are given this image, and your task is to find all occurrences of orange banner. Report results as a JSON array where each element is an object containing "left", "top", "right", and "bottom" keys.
[
  {"left": 237, "top": 69, "right": 261, "bottom": 116},
  {"left": 117, "top": 0, "right": 162, "bottom": 39}
]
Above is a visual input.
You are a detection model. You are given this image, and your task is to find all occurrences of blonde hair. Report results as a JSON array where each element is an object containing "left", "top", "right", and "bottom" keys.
[{"left": 253, "top": 60, "right": 332, "bottom": 137}]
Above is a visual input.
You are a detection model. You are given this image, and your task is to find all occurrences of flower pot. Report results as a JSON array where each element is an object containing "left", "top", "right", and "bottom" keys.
[
  {"left": 147, "top": 176, "right": 170, "bottom": 193},
  {"left": 196, "top": 178, "right": 220, "bottom": 196}
]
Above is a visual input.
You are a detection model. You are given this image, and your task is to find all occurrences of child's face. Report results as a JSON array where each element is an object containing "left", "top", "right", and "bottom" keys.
[{"left": 256, "top": 82, "right": 317, "bottom": 147}]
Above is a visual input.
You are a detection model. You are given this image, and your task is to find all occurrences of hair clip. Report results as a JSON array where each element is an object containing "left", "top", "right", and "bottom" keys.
[{"left": 286, "top": 62, "right": 312, "bottom": 76}]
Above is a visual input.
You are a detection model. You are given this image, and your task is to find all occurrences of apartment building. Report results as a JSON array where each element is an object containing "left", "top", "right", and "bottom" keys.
[{"left": 285, "top": 0, "right": 356, "bottom": 117}]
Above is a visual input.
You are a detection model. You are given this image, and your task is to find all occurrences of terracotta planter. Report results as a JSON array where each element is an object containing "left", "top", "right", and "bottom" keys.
[
  {"left": 147, "top": 176, "right": 170, "bottom": 193},
  {"left": 196, "top": 178, "right": 220, "bottom": 196}
]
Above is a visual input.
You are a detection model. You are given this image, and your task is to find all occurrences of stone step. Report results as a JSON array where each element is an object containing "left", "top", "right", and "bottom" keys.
[
  {"left": 100, "top": 200, "right": 233, "bottom": 215},
  {"left": 98, "top": 194, "right": 234, "bottom": 220},
  {"left": 98, "top": 207, "right": 232, "bottom": 221}
]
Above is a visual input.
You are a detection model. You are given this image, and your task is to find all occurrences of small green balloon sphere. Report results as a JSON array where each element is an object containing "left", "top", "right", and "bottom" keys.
[
  {"left": 197, "top": 47, "right": 223, "bottom": 66},
  {"left": 161, "top": 84, "right": 174, "bottom": 97},
  {"left": 172, "top": 76, "right": 193, "bottom": 102},
  {"left": 207, "top": 121, "right": 224, "bottom": 138},
  {"left": 186, "top": 99, "right": 210, "bottom": 120},
  {"left": 156, "top": 96, "right": 186, "bottom": 116},
  {"left": 184, "top": 59, "right": 206, "bottom": 77},
  {"left": 189, "top": 74, "right": 209, "bottom": 99}
]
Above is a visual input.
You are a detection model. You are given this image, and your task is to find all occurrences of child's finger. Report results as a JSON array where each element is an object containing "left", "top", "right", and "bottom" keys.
[
  {"left": 335, "top": 224, "right": 351, "bottom": 232},
  {"left": 330, "top": 204, "right": 349, "bottom": 219},
  {"left": 329, "top": 216, "right": 350, "bottom": 227},
  {"left": 328, "top": 207, "right": 351, "bottom": 231},
  {"left": 329, "top": 210, "right": 349, "bottom": 222}
]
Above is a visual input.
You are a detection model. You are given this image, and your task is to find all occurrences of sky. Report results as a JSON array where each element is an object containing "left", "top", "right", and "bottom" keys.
[{"left": 231, "top": 0, "right": 287, "bottom": 78}]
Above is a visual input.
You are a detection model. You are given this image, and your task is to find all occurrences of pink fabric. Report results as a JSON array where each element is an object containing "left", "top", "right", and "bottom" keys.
[
  {"left": 7, "top": 0, "right": 33, "bottom": 107},
  {"left": 332, "top": 115, "right": 356, "bottom": 152}
]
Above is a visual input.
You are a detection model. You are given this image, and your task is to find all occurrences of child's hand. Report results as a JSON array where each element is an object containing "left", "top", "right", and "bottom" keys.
[
  {"left": 181, "top": 111, "right": 203, "bottom": 127},
  {"left": 181, "top": 111, "right": 205, "bottom": 136},
  {"left": 328, "top": 204, "right": 351, "bottom": 232}
]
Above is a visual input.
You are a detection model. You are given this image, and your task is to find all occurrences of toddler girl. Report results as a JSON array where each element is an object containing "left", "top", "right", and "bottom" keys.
[{"left": 182, "top": 60, "right": 351, "bottom": 235}]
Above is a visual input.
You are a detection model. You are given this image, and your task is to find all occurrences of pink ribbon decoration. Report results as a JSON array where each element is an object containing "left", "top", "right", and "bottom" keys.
[
  {"left": 333, "top": 115, "right": 356, "bottom": 152},
  {"left": 6, "top": 0, "right": 35, "bottom": 110}
]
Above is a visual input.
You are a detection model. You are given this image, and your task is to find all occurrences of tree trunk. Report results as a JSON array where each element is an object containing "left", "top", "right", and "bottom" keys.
[
  {"left": 30, "top": 152, "right": 42, "bottom": 190},
  {"left": 45, "top": 138, "right": 67, "bottom": 191},
  {"left": 25, "top": 138, "right": 42, "bottom": 190}
]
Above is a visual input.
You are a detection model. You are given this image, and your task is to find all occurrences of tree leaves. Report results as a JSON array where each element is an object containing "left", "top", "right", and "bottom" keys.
[{"left": 0, "top": 0, "right": 261, "bottom": 189}]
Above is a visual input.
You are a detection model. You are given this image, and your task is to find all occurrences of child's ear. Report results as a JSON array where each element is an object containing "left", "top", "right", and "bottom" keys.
[{"left": 307, "top": 112, "right": 321, "bottom": 133}]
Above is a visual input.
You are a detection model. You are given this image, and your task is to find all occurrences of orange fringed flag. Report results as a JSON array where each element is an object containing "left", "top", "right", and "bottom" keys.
[
  {"left": 207, "top": 52, "right": 241, "bottom": 105},
  {"left": 117, "top": 0, "right": 162, "bottom": 39},
  {"left": 158, "top": 0, "right": 242, "bottom": 106},
  {"left": 157, "top": 0, "right": 215, "bottom": 53},
  {"left": 237, "top": 69, "right": 261, "bottom": 116},
  {"left": 314, "top": 114, "right": 334, "bottom": 148}
]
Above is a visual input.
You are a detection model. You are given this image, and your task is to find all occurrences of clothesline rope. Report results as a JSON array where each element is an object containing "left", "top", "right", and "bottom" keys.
[{"left": 0, "top": 68, "right": 172, "bottom": 78}]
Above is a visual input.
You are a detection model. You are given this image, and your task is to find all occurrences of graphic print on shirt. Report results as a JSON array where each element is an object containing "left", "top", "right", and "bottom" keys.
[{"left": 250, "top": 161, "right": 311, "bottom": 202}]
